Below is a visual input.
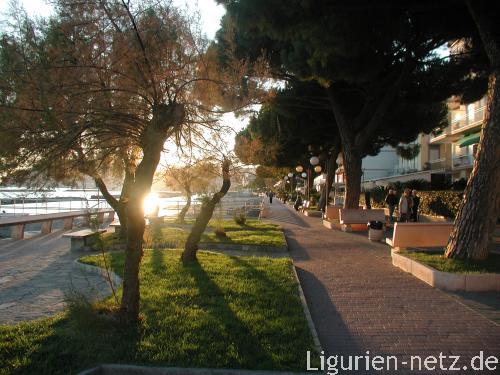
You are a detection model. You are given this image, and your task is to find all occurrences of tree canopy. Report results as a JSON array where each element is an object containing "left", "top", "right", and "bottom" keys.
[{"left": 217, "top": 0, "right": 490, "bottom": 207}]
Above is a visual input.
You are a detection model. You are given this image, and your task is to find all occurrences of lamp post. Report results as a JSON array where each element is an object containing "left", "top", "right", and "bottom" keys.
[{"left": 287, "top": 172, "right": 293, "bottom": 196}]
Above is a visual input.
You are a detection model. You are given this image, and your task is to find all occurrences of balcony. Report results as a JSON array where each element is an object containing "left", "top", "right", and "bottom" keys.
[
  {"left": 451, "top": 106, "right": 486, "bottom": 134},
  {"left": 452, "top": 154, "right": 474, "bottom": 169},
  {"left": 428, "top": 158, "right": 446, "bottom": 171}
]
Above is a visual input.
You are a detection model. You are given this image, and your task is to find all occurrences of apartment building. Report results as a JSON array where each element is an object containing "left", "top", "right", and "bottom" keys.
[
  {"left": 429, "top": 96, "right": 485, "bottom": 180},
  {"left": 360, "top": 95, "right": 485, "bottom": 188}
]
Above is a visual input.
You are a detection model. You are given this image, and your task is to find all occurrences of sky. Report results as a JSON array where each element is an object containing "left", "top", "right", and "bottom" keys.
[
  {"left": 0, "top": 0, "right": 248, "bottom": 159},
  {"left": 0, "top": 0, "right": 226, "bottom": 39}
]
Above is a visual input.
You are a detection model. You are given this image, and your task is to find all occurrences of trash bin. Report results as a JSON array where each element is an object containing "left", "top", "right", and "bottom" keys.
[{"left": 367, "top": 220, "right": 384, "bottom": 241}]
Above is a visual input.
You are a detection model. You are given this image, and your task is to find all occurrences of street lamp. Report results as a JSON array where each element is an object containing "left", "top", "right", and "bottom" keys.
[
  {"left": 295, "top": 165, "right": 304, "bottom": 173},
  {"left": 287, "top": 172, "right": 294, "bottom": 195}
]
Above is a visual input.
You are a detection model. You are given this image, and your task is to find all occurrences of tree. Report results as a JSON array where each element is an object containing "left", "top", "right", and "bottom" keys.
[
  {"left": 218, "top": 0, "right": 483, "bottom": 208},
  {"left": 163, "top": 159, "right": 218, "bottom": 224},
  {"left": 0, "top": 1, "right": 255, "bottom": 322},
  {"left": 443, "top": 0, "right": 500, "bottom": 260},
  {"left": 181, "top": 156, "right": 231, "bottom": 262}
]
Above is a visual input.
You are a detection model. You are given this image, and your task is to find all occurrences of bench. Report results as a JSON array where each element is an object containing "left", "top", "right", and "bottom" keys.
[
  {"left": 109, "top": 220, "right": 121, "bottom": 233},
  {"left": 386, "top": 222, "right": 454, "bottom": 251},
  {"left": 63, "top": 229, "right": 107, "bottom": 251},
  {"left": 324, "top": 204, "right": 342, "bottom": 221},
  {"left": 339, "top": 208, "right": 386, "bottom": 232}
]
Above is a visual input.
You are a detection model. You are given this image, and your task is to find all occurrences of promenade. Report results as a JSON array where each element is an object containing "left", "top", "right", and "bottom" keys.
[
  {"left": 0, "top": 229, "right": 113, "bottom": 325},
  {"left": 264, "top": 199, "right": 500, "bottom": 373}
]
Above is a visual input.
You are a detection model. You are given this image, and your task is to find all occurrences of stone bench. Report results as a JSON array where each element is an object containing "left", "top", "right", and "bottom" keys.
[
  {"left": 386, "top": 222, "right": 454, "bottom": 251},
  {"left": 63, "top": 229, "right": 107, "bottom": 251},
  {"left": 109, "top": 220, "right": 121, "bottom": 233},
  {"left": 339, "top": 208, "right": 386, "bottom": 232},
  {"left": 0, "top": 210, "right": 114, "bottom": 240}
]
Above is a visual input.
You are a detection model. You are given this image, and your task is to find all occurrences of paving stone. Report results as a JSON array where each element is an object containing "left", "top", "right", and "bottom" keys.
[
  {"left": 264, "top": 200, "right": 500, "bottom": 374},
  {"left": 0, "top": 230, "right": 114, "bottom": 325}
]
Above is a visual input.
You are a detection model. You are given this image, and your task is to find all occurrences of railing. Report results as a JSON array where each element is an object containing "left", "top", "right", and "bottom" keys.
[
  {"left": 0, "top": 198, "right": 111, "bottom": 216},
  {"left": 451, "top": 106, "right": 486, "bottom": 133},
  {"left": 429, "top": 158, "right": 446, "bottom": 170},
  {"left": 430, "top": 127, "right": 451, "bottom": 143},
  {"left": 387, "top": 168, "right": 419, "bottom": 177},
  {"left": 452, "top": 155, "right": 474, "bottom": 168}
]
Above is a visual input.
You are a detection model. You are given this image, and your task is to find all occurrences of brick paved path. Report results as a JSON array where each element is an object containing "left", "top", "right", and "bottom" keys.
[
  {"left": 265, "top": 200, "right": 500, "bottom": 374},
  {"left": 0, "top": 230, "right": 113, "bottom": 325}
]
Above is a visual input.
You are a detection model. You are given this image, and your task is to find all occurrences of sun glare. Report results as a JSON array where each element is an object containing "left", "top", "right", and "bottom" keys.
[{"left": 143, "top": 193, "right": 160, "bottom": 216}]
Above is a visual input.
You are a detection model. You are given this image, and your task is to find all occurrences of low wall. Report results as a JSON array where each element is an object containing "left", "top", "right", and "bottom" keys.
[{"left": 392, "top": 251, "right": 500, "bottom": 292}]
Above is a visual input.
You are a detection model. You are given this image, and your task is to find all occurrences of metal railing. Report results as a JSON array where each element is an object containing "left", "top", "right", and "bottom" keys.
[
  {"left": 452, "top": 154, "right": 474, "bottom": 168},
  {"left": 428, "top": 158, "right": 446, "bottom": 170},
  {"left": 0, "top": 198, "right": 111, "bottom": 216},
  {"left": 0, "top": 196, "right": 262, "bottom": 219},
  {"left": 451, "top": 106, "right": 486, "bottom": 133}
]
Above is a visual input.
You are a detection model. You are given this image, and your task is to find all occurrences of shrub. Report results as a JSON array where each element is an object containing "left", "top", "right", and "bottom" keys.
[
  {"left": 418, "top": 191, "right": 463, "bottom": 219},
  {"left": 362, "top": 189, "right": 463, "bottom": 219},
  {"left": 234, "top": 211, "right": 247, "bottom": 225},
  {"left": 214, "top": 226, "right": 227, "bottom": 238}
]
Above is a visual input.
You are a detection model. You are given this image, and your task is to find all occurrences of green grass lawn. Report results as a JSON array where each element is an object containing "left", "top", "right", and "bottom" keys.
[
  {"left": 0, "top": 250, "right": 317, "bottom": 374},
  {"left": 145, "top": 219, "right": 286, "bottom": 248},
  {"left": 402, "top": 251, "right": 500, "bottom": 274}
]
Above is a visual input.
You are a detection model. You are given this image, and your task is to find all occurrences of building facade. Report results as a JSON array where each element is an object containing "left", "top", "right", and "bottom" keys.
[{"left": 360, "top": 96, "right": 485, "bottom": 188}]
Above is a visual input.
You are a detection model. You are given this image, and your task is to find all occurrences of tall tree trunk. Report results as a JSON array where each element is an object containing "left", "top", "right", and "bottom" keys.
[
  {"left": 178, "top": 190, "right": 191, "bottom": 224},
  {"left": 445, "top": 1, "right": 500, "bottom": 260},
  {"left": 182, "top": 159, "right": 231, "bottom": 263},
  {"left": 342, "top": 147, "right": 363, "bottom": 208},
  {"left": 120, "top": 195, "right": 144, "bottom": 321},
  {"left": 119, "top": 102, "right": 185, "bottom": 323}
]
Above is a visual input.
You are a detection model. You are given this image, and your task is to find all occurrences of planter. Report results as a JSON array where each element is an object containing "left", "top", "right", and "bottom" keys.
[{"left": 392, "top": 252, "right": 500, "bottom": 292}]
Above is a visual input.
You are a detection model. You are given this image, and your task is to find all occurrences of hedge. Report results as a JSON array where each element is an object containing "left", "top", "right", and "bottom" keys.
[{"left": 360, "top": 190, "right": 463, "bottom": 219}]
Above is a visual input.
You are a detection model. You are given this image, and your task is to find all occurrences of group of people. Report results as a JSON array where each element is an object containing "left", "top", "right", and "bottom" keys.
[{"left": 384, "top": 188, "right": 420, "bottom": 223}]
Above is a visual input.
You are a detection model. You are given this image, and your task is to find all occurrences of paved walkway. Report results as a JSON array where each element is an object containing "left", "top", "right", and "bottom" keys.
[
  {"left": 0, "top": 229, "right": 113, "bottom": 325},
  {"left": 264, "top": 199, "right": 500, "bottom": 374}
]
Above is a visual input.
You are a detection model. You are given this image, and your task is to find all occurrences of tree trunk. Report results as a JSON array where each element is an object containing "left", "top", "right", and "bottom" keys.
[
  {"left": 342, "top": 147, "right": 363, "bottom": 208},
  {"left": 178, "top": 191, "right": 191, "bottom": 224},
  {"left": 181, "top": 159, "right": 231, "bottom": 263},
  {"left": 445, "top": 1, "right": 500, "bottom": 260},
  {"left": 120, "top": 197, "right": 144, "bottom": 322},
  {"left": 119, "top": 102, "right": 186, "bottom": 323}
]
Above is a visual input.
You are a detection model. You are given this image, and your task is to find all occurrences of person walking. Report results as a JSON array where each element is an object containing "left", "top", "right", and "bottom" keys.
[
  {"left": 411, "top": 189, "right": 420, "bottom": 222},
  {"left": 269, "top": 191, "right": 274, "bottom": 204},
  {"left": 398, "top": 188, "right": 413, "bottom": 222},
  {"left": 384, "top": 189, "right": 398, "bottom": 222}
]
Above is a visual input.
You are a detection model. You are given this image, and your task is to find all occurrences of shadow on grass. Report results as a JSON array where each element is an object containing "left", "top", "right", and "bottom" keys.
[
  {"left": 1, "top": 301, "right": 140, "bottom": 375},
  {"left": 184, "top": 260, "right": 277, "bottom": 369}
]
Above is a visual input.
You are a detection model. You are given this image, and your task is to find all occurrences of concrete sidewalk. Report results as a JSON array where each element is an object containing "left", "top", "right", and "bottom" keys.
[{"left": 264, "top": 200, "right": 500, "bottom": 374}]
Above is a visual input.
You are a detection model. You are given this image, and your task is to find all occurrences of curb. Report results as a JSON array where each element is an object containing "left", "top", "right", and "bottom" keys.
[
  {"left": 291, "top": 264, "right": 323, "bottom": 354},
  {"left": 198, "top": 241, "right": 287, "bottom": 253},
  {"left": 73, "top": 259, "right": 122, "bottom": 289},
  {"left": 79, "top": 364, "right": 315, "bottom": 375}
]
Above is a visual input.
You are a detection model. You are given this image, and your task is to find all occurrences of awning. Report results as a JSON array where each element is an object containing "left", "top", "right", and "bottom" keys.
[{"left": 458, "top": 132, "right": 480, "bottom": 148}]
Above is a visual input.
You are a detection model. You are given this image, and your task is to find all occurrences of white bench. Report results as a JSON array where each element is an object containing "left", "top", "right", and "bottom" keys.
[
  {"left": 386, "top": 222, "right": 454, "bottom": 251},
  {"left": 339, "top": 208, "right": 386, "bottom": 232},
  {"left": 63, "top": 229, "right": 106, "bottom": 251},
  {"left": 109, "top": 220, "right": 121, "bottom": 233}
]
